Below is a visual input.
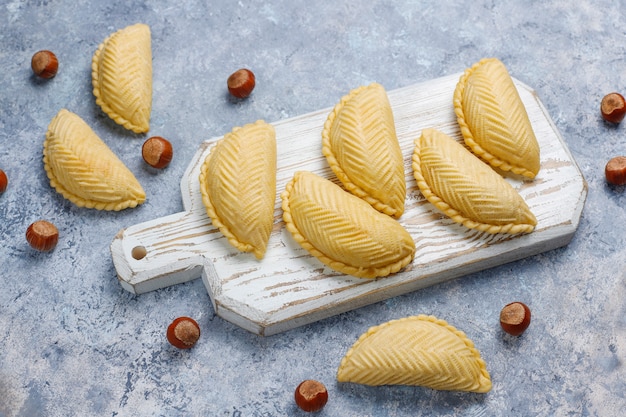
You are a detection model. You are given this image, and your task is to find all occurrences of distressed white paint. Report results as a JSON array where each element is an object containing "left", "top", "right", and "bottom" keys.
[{"left": 110, "top": 73, "right": 587, "bottom": 336}]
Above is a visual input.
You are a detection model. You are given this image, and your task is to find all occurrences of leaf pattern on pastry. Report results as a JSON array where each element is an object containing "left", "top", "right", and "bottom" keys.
[
  {"left": 322, "top": 83, "right": 406, "bottom": 218},
  {"left": 43, "top": 109, "right": 146, "bottom": 211},
  {"left": 453, "top": 58, "right": 540, "bottom": 178},
  {"left": 412, "top": 128, "right": 536, "bottom": 234},
  {"left": 281, "top": 171, "right": 415, "bottom": 279},
  {"left": 336, "top": 315, "right": 492, "bottom": 393},
  {"left": 199, "top": 120, "right": 277, "bottom": 259},
  {"left": 92, "top": 23, "right": 152, "bottom": 133}
]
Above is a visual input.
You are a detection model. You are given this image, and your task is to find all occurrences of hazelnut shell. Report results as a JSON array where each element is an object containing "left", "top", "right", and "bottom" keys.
[
  {"left": 26, "top": 220, "right": 59, "bottom": 252},
  {"left": 294, "top": 379, "right": 328, "bottom": 412},
  {"left": 500, "top": 302, "right": 531, "bottom": 336},
  {"left": 0, "top": 169, "right": 7, "bottom": 193},
  {"left": 142, "top": 136, "right": 173, "bottom": 169},
  {"left": 167, "top": 317, "right": 200, "bottom": 349},
  {"left": 605, "top": 156, "right": 626, "bottom": 186},
  {"left": 227, "top": 69, "right": 255, "bottom": 99},
  {"left": 31, "top": 50, "right": 58, "bottom": 79},
  {"left": 601, "top": 92, "right": 626, "bottom": 124}
]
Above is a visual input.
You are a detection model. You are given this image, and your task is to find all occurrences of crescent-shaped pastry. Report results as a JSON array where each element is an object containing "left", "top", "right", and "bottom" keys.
[
  {"left": 337, "top": 315, "right": 492, "bottom": 393},
  {"left": 92, "top": 23, "right": 152, "bottom": 133},
  {"left": 412, "top": 128, "right": 536, "bottom": 234},
  {"left": 43, "top": 109, "right": 146, "bottom": 211},
  {"left": 322, "top": 83, "right": 406, "bottom": 218},
  {"left": 281, "top": 171, "right": 415, "bottom": 279},
  {"left": 199, "top": 120, "right": 277, "bottom": 259},
  {"left": 453, "top": 58, "right": 540, "bottom": 178}
]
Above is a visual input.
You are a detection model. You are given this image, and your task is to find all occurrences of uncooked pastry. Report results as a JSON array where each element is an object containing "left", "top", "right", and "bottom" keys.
[
  {"left": 92, "top": 23, "right": 152, "bottom": 133},
  {"left": 322, "top": 83, "right": 406, "bottom": 218},
  {"left": 199, "top": 120, "right": 277, "bottom": 259},
  {"left": 281, "top": 171, "right": 415, "bottom": 279},
  {"left": 412, "top": 128, "right": 536, "bottom": 234},
  {"left": 43, "top": 109, "right": 146, "bottom": 211},
  {"left": 336, "top": 315, "right": 492, "bottom": 393},
  {"left": 454, "top": 57, "right": 540, "bottom": 178}
]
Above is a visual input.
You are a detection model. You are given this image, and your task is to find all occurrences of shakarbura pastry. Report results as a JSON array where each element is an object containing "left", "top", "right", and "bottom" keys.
[
  {"left": 322, "top": 83, "right": 406, "bottom": 218},
  {"left": 454, "top": 58, "right": 540, "bottom": 178},
  {"left": 281, "top": 171, "right": 415, "bottom": 279}
]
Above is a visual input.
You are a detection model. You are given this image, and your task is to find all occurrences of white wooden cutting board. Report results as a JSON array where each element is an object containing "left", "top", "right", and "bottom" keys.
[{"left": 110, "top": 73, "right": 587, "bottom": 336}]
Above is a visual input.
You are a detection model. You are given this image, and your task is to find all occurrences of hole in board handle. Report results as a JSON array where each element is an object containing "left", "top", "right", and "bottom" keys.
[{"left": 131, "top": 245, "right": 147, "bottom": 260}]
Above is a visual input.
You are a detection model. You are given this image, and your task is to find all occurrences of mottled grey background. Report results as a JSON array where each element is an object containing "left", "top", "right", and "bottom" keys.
[{"left": 1, "top": 1, "right": 624, "bottom": 416}]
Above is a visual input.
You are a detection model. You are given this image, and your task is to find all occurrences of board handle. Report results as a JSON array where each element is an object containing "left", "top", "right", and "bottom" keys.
[{"left": 110, "top": 209, "right": 221, "bottom": 294}]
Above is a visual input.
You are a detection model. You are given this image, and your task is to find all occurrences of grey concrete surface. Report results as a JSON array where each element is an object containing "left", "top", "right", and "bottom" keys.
[{"left": 0, "top": 1, "right": 624, "bottom": 416}]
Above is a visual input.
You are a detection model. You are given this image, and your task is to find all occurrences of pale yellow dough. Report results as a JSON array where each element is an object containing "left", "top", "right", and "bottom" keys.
[
  {"left": 322, "top": 83, "right": 406, "bottom": 218},
  {"left": 43, "top": 109, "right": 146, "bottom": 211},
  {"left": 92, "top": 23, "right": 152, "bottom": 133},
  {"left": 454, "top": 58, "right": 540, "bottom": 178},
  {"left": 337, "top": 315, "right": 492, "bottom": 393},
  {"left": 281, "top": 171, "right": 415, "bottom": 279},
  {"left": 412, "top": 128, "right": 536, "bottom": 234},
  {"left": 199, "top": 120, "right": 277, "bottom": 259}
]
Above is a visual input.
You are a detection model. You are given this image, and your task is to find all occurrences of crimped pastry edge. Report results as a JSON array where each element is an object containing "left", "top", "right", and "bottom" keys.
[
  {"left": 411, "top": 129, "right": 536, "bottom": 234},
  {"left": 198, "top": 120, "right": 275, "bottom": 259},
  {"left": 336, "top": 314, "right": 492, "bottom": 393},
  {"left": 43, "top": 109, "right": 146, "bottom": 211},
  {"left": 280, "top": 171, "right": 414, "bottom": 279},
  {"left": 91, "top": 23, "right": 152, "bottom": 134},
  {"left": 453, "top": 57, "right": 538, "bottom": 179},
  {"left": 321, "top": 83, "right": 404, "bottom": 218}
]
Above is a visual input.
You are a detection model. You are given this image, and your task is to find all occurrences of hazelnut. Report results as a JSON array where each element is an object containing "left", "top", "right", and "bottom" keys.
[
  {"left": 601, "top": 92, "right": 626, "bottom": 124},
  {"left": 500, "top": 302, "right": 531, "bottom": 336},
  {"left": 227, "top": 68, "right": 255, "bottom": 99},
  {"left": 605, "top": 156, "right": 626, "bottom": 185},
  {"left": 0, "top": 169, "right": 7, "bottom": 193},
  {"left": 26, "top": 220, "right": 59, "bottom": 252},
  {"left": 31, "top": 50, "right": 58, "bottom": 79},
  {"left": 142, "top": 136, "right": 173, "bottom": 169},
  {"left": 294, "top": 380, "right": 328, "bottom": 412},
  {"left": 167, "top": 317, "right": 200, "bottom": 349}
]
